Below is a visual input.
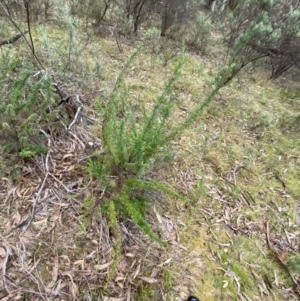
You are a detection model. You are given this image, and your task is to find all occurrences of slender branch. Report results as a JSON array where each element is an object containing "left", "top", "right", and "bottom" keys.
[
  {"left": 240, "top": 53, "right": 270, "bottom": 68},
  {"left": 24, "top": 0, "right": 36, "bottom": 58},
  {"left": 0, "top": 1, "right": 45, "bottom": 70}
]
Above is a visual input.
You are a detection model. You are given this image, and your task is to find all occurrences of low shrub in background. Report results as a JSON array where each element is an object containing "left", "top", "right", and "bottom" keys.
[{"left": 0, "top": 49, "right": 55, "bottom": 168}]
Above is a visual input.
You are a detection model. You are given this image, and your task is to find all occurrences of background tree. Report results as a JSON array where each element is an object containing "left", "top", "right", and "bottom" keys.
[
  {"left": 222, "top": 0, "right": 300, "bottom": 79},
  {"left": 122, "top": 0, "right": 157, "bottom": 33},
  {"left": 109, "top": 0, "right": 157, "bottom": 33},
  {"left": 0, "top": 0, "right": 53, "bottom": 21},
  {"left": 70, "top": 0, "right": 111, "bottom": 28},
  {"left": 158, "top": 0, "right": 189, "bottom": 37}
]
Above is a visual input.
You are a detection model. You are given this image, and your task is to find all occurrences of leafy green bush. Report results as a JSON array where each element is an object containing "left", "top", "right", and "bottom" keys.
[
  {"left": 220, "top": 0, "right": 300, "bottom": 79},
  {"left": 0, "top": 49, "right": 55, "bottom": 168},
  {"left": 88, "top": 31, "right": 184, "bottom": 245},
  {"left": 88, "top": 30, "right": 237, "bottom": 248}
]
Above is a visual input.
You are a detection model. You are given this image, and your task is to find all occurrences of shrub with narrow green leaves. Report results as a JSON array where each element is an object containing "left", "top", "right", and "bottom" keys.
[
  {"left": 88, "top": 29, "right": 237, "bottom": 248},
  {"left": 0, "top": 49, "right": 55, "bottom": 172},
  {"left": 220, "top": 0, "right": 300, "bottom": 79}
]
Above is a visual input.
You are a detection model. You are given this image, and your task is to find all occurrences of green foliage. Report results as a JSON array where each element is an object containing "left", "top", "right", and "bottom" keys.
[
  {"left": 221, "top": 0, "right": 300, "bottom": 78},
  {"left": 37, "top": 22, "right": 81, "bottom": 74},
  {"left": 106, "top": 200, "right": 122, "bottom": 278},
  {"left": 0, "top": 49, "right": 54, "bottom": 170},
  {"left": 87, "top": 30, "right": 183, "bottom": 245},
  {"left": 19, "top": 144, "right": 49, "bottom": 158},
  {"left": 166, "top": 63, "right": 237, "bottom": 142},
  {"left": 0, "top": 19, "right": 10, "bottom": 40},
  {"left": 78, "top": 196, "right": 98, "bottom": 233},
  {"left": 185, "top": 13, "right": 212, "bottom": 54},
  {"left": 162, "top": 268, "right": 176, "bottom": 291},
  {"left": 286, "top": 255, "right": 300, "bottom": 274},
  {"left": 101, "top": 30, "right": 185, "bottom": 177},
  {"left": 88, "top": 29, "right": 235, "bottom": 248},
  {"left": 137, "top": 283, "right": 159, "bottom": 301},
  {"left": 36, "top": 11, "right": 100, "bottom": 83}
]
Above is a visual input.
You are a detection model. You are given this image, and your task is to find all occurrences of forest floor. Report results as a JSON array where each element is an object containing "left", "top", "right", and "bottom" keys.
[{"left": 1, "top": 25, "right": 300, "bottom": 301}]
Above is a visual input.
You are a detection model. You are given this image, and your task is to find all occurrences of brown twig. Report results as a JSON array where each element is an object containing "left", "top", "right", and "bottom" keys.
[
  {"left": 60, "top": 119, "right": 86, "bottom": 149},
  {"left": 24, "top": 0, "right": 36, "bottom": 58},
  {"left": 264, "top": 220, "right": 300, "bottom": 298},
  {"left": 273, "top": 173, "right": 287, "bottom": 188}
]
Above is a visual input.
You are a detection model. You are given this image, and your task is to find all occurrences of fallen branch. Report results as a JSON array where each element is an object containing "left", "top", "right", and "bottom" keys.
[
  {"left": 0, "top": 31, "right": 28, "bottom": 47},
  {"left": 264, "top": 220, "right": 300, "bottom": 298},
  {"left": 60, "top": 119, "right": 86, "bottom": 149},
  {"left": 68, "top": 95, "right": 83, "bottom": 130}
]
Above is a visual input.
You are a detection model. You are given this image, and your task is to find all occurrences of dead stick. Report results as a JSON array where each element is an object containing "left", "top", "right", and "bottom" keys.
[
  {"left": 265, "top": 220, "right": 300, "bottom": 297},
  {"left": 0, "top": 31, "right": 28, "bottom": 47}
]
